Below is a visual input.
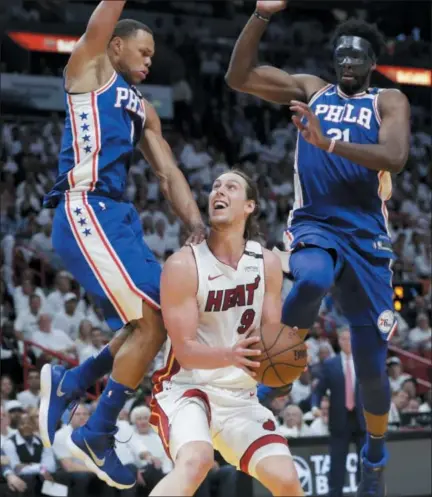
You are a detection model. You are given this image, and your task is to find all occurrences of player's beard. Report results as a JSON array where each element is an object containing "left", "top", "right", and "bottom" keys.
[{"left": 337, "top": 70, "right": 370, "bottom": 95}]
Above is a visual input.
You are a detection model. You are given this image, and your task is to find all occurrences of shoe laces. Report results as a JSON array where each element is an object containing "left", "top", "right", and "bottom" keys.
[
  {"left": 107, "top": 427, "right": 132, "bottom": 455},
  {"left": 67, "top": 400, "right": 80, "bottom": 424}
]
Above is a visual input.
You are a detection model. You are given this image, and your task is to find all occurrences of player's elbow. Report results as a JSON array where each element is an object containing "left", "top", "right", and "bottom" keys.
[
  {"left": 171, "top": 343, "right": 193, "bottom": 370},
  {"left": 224, "top": 71, "right": 245, "bottom": 91},
  {"left": 387, "top": 154, "right": 407, "bottom": 174}
]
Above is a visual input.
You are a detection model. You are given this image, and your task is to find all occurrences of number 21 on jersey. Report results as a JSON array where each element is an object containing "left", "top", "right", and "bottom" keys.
[{"left": 327, "top": 128, "right": 350, "bottom": 142}]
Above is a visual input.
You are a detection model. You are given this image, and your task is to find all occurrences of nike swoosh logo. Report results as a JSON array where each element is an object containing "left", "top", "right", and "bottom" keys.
[
  {"left": 56, "top": 375, "right": 66, "bottom": 397},
  {"left": 84, "top": 439, "right": 106, "bottom": 467},
  {"left": 208, "top": 274, "right": 223, "bottom": 281}
]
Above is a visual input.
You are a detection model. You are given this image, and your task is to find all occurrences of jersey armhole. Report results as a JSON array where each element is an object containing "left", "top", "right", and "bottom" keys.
[
  {"left": 373, "top": 90, "right": 383, "bottom": 126},
  {"left": 189, "top": 245, "right": 201, "bottom": 297},
  {"left": 307, "top": 83, "right": 333, "bottom": 106},
  {"left": 64, "top": 70, "right": 117, "bottom": 96}
]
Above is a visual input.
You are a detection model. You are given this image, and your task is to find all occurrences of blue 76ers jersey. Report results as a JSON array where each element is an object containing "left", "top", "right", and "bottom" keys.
[
  {"left": 288, "top": 84, "right": 392, "bottom": 240},
  {"left": 44, "top": 71, "right": 146, "bottom": 206}
]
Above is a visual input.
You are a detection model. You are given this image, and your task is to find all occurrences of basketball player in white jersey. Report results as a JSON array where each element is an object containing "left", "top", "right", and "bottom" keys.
[{"left": 148, "top": 170, "right": 304, "bottom": 497}]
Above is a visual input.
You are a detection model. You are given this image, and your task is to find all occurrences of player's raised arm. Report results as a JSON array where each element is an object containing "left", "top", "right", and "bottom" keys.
[
  {"left": 140, "top": 102, "right": 206, "bottom": 244},
  {"left": 161, "top": 249, "right": 262, "bottom": 372},
  {"left": 66, "top": 1, "right": 127, "bottom": 87},
  {"left": 225, "top": 0, "right": 325, "bottom": 104}
]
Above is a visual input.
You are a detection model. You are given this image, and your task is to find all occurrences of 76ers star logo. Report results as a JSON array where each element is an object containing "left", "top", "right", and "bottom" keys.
[{"left": 377, "top": 310, "right": 395, "bottom": 334}]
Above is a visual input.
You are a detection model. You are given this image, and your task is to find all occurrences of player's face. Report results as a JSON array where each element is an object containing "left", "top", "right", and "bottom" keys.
[
  {"left": 118, "top": 30, "right": 155, "bottom": 85},
  {"left": 209, "top": 173, "right": 255, "bottom": 228},
  {"left": 334, "top": 36, "right": 376, "bottom": 95}
]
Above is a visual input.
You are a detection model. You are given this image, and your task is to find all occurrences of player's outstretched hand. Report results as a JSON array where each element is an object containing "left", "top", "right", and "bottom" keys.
[
  {"left": 185, "top": 224, "right": 207, "bottom": 245},
  {"left": 290, "top": 100, "right": 329, "bottom": 151},
  {"left": 230, "top": 335, "right": 262, "bottom": 377},
  {"left": 256, "top": 0, "right": 288, "bottom": 15}
]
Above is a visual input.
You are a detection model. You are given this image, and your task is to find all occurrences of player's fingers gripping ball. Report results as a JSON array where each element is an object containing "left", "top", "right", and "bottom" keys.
[{"left": 247, "top": 323, "right": 308, "bottom": 386}]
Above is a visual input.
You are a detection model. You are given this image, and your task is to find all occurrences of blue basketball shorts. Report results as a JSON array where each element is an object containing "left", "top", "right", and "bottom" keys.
[
  {"left": 284, "top": 224, "right": 397, "bottom": 341},
  {"left": 52, "top": 192, "right": 161, "bottom": 331}
]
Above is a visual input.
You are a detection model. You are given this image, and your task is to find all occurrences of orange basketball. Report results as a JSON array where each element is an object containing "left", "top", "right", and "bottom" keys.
[{"left": 248, "top": 323, "right": 307, "bottom": 387}]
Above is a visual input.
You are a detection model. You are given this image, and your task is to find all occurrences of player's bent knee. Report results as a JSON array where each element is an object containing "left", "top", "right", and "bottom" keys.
[
  {"left": 176, "top": 443, "right": 214, "bottom": 485},
  {"left": 355, "top": 361, "right": 387, "bottom": 384},
  {"left": 136, "top": 303, "right": 166, "bottom": 340},
  {"left": 297, "top": 272, "right": 332, "bottom": 300},
  {"left": 274, "top": 472, "right": 303, "bottom": 496},
  {"left": 256, "top": 455, "right": 303, "bottom": 497}
]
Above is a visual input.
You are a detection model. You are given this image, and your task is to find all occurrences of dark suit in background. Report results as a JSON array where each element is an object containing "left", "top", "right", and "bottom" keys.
[{"left": 312, "top": 352, "right": 366, "bottom": 497}]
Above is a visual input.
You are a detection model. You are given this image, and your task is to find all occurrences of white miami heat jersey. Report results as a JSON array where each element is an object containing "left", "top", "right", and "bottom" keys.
[{"left": 161, "top": 240, "right": 265, "bottom": 390}]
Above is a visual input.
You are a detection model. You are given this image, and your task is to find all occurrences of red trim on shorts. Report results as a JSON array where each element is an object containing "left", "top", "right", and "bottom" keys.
[
  {"left": 82, "top": 192, "right": 160, "bottom": 311},
  {"left": 65, "top": 193, "right": 128, "bottom": 323},
  {"left": 151, "top": 347, "right": 181, "bottom": 396},
  {"left": 182, "top": 389, "right": 212, "bottom": 425},
  {"left": 67, "top": 95, "right": 79, "bottom": 188},
  {"left": 149, "top": 397, "right": 172, "bottom": 460},
  {"left": 149, "top": 345, "right": 181, "bottom": 461},
  {"left": 89, "top": 92, "right": 100, "bottom": 191},
  {"left": 240, "top": 434, "right": 288, "bottom": 474}
]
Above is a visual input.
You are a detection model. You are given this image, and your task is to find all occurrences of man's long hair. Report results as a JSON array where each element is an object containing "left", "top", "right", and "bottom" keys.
[{"left": 230, "top": 169, "right": 261, "bottom": 241}]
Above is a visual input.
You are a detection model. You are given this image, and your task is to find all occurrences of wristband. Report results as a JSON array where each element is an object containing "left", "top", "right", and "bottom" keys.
[
  {"left": 327, "top": 139, "right": 336, "bottom": 154},
  {"left": 254, "top": 11, "right": 270, "bottom": 23}
]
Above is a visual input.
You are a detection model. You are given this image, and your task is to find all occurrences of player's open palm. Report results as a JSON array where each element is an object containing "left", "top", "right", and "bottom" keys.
[
  {"left": 290, "top": 100, "right": 328, "bottom": 150},
  {"left": 256, "top": 0, "right": 288, "bottom": 15},
  {"left": 230, "top": 335, "right": 262, "bottom": 377}
]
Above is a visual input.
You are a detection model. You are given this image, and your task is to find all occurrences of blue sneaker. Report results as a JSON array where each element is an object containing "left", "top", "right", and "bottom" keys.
[
  {"left": 356, "top": 446, "right": 388, "bottom": 497},
  {"left": 67, "top": 425, "right": 136, "bottom": 489},
  {"left": 257, "top": 383, "right": 293, "bottom": 404},
  {"left": 39, "top": 364, "right": 81, "bottom": 448}
]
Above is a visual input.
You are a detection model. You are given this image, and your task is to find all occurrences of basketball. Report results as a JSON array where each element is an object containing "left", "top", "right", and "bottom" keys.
[{"left": 248, "top": 324, "right": 308, "bottom": 387}]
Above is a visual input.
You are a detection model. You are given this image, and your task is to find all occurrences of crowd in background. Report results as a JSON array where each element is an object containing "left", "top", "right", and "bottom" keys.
[{"left": 1, "top": 2, "right": 431, "bottom": 497}]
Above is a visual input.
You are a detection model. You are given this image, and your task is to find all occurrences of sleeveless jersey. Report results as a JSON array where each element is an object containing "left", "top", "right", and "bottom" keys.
[
  {"left": 44, "top": 71, "right": 146, "bottom": 206},
  {"left": 288, "top": 84, "right": 393, "bottom": 239},
  {"left": 159, "top": 241, "right": 265, "bottom": 390}
]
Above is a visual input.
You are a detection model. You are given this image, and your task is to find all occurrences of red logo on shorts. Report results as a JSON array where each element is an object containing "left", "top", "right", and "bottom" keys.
[{"left": 263, "top": 419, "right": 276, "bottom": 431}]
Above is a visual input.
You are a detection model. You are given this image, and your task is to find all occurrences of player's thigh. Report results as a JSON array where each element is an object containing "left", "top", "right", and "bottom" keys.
[
  {"left": 150, "top": 387, "right": 213, "bottom": 464},
  {"left": 52, "top": 201, "right": 124, "bottom": 330},
  {"left": 133, "top": 302, "right": 166, "bottom": 361},
  {"left": 336, "top": 251, "right": 396, "bottom": 340},
  {"left": 213, "top": 399, "right": 290, "bottom": 479},
  {"left": 54, "top": 195, "right": 161, "bottom": 329}
]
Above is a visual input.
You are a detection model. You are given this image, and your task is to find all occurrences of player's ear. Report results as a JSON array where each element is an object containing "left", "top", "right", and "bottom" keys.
[
  {"left": 110, "top": 36, "right": 123, "bottom": 55},
  {"left": 245, "top": 200, "right": 256, "bottom": 216}
]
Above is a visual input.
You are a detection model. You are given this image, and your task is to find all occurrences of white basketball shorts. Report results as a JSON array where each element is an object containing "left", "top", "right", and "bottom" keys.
[{"left": 150, "top": 383, "right": 291, "bottom": 478}]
